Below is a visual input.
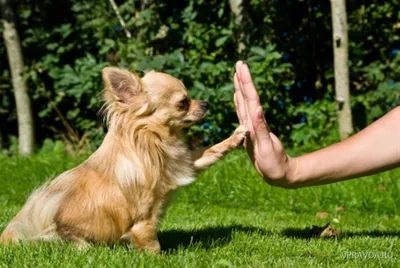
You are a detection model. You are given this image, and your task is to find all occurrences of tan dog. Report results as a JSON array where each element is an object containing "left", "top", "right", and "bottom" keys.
[{"left": 0, "top": 67, "right": 247, "bottom": 253}]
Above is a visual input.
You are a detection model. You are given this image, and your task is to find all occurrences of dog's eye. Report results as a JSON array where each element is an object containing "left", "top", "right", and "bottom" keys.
[{"left": 178, "top": 98, "right": 190, "bottom": 110}]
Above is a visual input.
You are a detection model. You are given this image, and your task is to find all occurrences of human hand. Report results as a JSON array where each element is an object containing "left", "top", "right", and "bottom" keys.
[{"left": 233, "top": 61, "right": 298, "bottom": 188}]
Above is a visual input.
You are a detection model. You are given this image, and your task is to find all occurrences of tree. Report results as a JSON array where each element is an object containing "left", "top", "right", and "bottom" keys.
[
  {"left": 1, "top": 0, "right": 35, "bottom": 154},
  {"left": 228, "top": 0, "right": 252, "bottom": 54},
  {"left": 330, "top": 0, "right": 353, "bottom": 139},
  {"left": 0, "top": 1, "right": 397, "bottom": 150}
]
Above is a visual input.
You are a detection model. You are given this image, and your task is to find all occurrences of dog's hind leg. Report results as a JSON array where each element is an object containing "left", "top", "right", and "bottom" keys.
[
  {"left": 0, "top": 210, "right": 25, "bottom": 245},
  {"left": 69, "top": 237, "right": 93, "bottom": 251},
  {"left": 0, "top": 227, "right": 18, "bottom": 245},
  {"left": 126, "top": 220, "right": 160, "bottom": 254}
]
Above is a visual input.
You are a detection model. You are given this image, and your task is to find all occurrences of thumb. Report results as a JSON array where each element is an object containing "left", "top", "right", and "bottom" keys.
[{"left": 252, "top": 106, "right": 271, "bottom": 144}]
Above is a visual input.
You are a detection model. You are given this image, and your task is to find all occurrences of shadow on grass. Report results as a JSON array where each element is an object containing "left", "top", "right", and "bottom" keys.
[
  {"left": 281, "top": 227, "right": 400, "bottom": 240},
  {"left": 159, "top": 225, "right": 270, "bottom": 252}
]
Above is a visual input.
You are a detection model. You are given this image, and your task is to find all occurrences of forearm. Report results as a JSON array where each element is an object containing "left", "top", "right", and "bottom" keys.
[{"left": 290, "top": 106, "right": 400, "bottom": 187}]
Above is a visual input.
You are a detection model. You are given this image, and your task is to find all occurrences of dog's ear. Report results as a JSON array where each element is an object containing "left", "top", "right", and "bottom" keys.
[{"left": 102, "top": 67, "right": 142, "bottom": 104}]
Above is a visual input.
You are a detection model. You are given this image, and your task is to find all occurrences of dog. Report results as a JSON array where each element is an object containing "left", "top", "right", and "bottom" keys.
[{"left": 0, "top": 67, "right": 247, "bottom": 253}]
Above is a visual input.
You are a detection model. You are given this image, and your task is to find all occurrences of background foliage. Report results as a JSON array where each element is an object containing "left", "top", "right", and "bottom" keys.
[{"left": 0, "top": 0, "right": 399, "bottom": 153}]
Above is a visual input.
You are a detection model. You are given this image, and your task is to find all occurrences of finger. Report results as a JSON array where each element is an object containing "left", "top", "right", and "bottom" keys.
[
  {"left": 269, "top": 132, "right": 284, "bottom": 152},
  {"left": 269, "top": 132, "right": 281, "bottom": 144},
  {"left": 235, "top": 63, "right": 252, "bottom": 127},
  {"left": 234, "top": 73, "right": 246, "bottom": 125},
  {"left": 235, "top": 74, "right": 255, "bottom": 138},
  {"left": 235, "top": 61, "right": 244, "bottom": 81},
  {"left": 237, "top": 64, "right": 257, "bottom": 140},
  {"left": 239, "top": 64, "right": 262, "bottom": 124},
  {"left": 252, "top": 106, "right": 272, "bottom": 145},
  {"left": 245, "top": 134, "right": 255, "bottom": 163},
  {"left": 235, "top": 91, "right": 255, "bottom": 161},
  {"left": 234, "top": 93, "right": 243, "bottom": 125},
  {"left": 236, "top": 62, "right": 256, "bottom": 162}
]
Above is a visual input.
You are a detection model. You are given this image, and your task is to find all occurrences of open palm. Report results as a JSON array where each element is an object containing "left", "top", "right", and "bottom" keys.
[{"left": 233, "top": 61, "right": 296, "bottom": 188}]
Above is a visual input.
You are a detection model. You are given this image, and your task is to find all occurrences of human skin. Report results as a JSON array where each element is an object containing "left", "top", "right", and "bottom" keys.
[{"left": 233, "top": 60, "right": 400, "bottom": 189}]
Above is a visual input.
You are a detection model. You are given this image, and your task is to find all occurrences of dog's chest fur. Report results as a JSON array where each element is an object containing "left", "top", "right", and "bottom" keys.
[
  {"left": 114, "top": 137, "right": 194, "bottom": 190},
  {"left": 109, "top": 132, "right": 194, "bottom": 219}
]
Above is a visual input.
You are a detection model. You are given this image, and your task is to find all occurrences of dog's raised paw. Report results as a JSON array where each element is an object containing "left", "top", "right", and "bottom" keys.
[{"left": 232, "top": 125, "right": 249, "bottom": 147}]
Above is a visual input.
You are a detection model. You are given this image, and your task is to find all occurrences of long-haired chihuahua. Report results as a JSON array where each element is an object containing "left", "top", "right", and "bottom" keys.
[{"left": 0, "top": 67, "right": 247, "bottom": 253}]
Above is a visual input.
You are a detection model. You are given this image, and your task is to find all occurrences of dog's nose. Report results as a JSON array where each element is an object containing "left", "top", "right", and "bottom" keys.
[{"left": 200, "top": 101, "right": 208, "bottom": 111}]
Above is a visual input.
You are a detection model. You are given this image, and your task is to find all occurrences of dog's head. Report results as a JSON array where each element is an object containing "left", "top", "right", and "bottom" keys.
[{"left": 102, "top": 67, "right": 208, "bottom": 130}]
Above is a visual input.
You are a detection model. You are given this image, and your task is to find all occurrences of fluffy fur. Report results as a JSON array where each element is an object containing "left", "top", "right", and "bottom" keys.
[{"left": 0, "top": 67, "right": 247, "bottom": 253}]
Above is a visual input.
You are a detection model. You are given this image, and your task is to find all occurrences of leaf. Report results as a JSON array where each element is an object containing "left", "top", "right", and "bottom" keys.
[
  {"left": 370, "top": 106, "right": 383, "bottom": 118},
  {"left": 218, "top": 8, "right": 224, "bottom": 18},
  {"left": 377, "top": 185, "right": 386, "bottom": 191},
  {"left": 48, "top": 68, "right": 62, "bottom": 79},
  {"left": 336, "top": 205, "right": 345, "bottom": 211},
  {"left": 316, "top": 211, "right": 329, "bottom": 219},
  {"left": 250, "top": 46, "right": 266, "bottom": 56},
  {"left": 311, "top": 223, "right": 341, "bottom": 238},
  {"left": 194, "top": 81, "right": 206, "bottom": 91},
  {"left": 170, "top": 23, "right": 180, "bottom": 30},
  {"left": 215, "top": 36, "right": 229, "bottom": 47},
  {"left": 301, "top": 251, "right": 328, "bottom": 257},
  {"left": 46, "top": 43, "right": 58, "bottom": 51},
  {"left": 393, "top": 82, "right": 400, "bottom": 92},
  {"left": 269, "top": 51, "right": 282, "bottom": 60}
]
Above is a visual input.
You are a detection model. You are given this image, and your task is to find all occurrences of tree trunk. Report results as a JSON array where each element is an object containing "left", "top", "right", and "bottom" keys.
[
  {"left": 330, "top": 0, "right": 354, "bottom": 140},
  {"left": 108, "top": 0, "right": 131, "bottom": 38},
  {"left": 229, "top": 0, "right": 251, "bottom": 54},
  {"left": 1, "top": 0, "right": 35, "bottom": 155}
]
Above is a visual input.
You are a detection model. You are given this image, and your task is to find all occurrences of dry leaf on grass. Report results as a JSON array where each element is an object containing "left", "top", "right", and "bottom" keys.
[
  {"left": 336, "top": 205, "right": 345, "bottom": 211},
  {"left": 311, "top": 223, "right": 341, "bottom": 238},
  {"left": 316, "top": 211, "right": 329, "bottom": 219},
  {"left": 377, "top": 185, "right": 386, "bottom": 191},
  {"left": 301, "top": 251, "right": 328, "bottom": 257}
]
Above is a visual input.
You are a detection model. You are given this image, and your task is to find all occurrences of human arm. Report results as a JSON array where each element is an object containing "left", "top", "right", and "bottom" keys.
[
  {"left": 234, "top": 61, "right": 400, "bottom": 188},
  {"left": 293, "top": 105, "right": 400, "bottom": 187}
]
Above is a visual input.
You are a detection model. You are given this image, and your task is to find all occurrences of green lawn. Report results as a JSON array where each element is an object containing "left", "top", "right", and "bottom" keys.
[{"left": 0, "top": 150, "right": 399, "bottom": 267}]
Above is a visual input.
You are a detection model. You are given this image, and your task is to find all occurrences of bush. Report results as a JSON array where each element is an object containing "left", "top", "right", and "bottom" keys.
[{"left": 0, "top": 0, "right": 399, "bottom": 153}]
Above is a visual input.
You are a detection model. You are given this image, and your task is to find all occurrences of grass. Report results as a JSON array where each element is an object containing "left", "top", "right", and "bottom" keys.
[{"left": 0, "top": 149, "right": 399, "bottom": 267}]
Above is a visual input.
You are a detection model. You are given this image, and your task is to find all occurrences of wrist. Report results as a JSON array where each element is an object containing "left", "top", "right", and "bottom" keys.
[{"left": 285, "top": 156, "right": 302, "bottom": 188}]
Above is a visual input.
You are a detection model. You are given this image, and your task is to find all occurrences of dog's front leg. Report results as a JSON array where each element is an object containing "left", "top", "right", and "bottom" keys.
[
  {"left": 129, "top": 220, "right": 160, "bottom": 254},
  {"left": 192, "top": 125, "right": 247, "bottom": 171}
]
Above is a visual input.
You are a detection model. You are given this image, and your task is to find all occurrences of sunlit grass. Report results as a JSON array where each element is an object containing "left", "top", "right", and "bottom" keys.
[{"left": 0, "top": 150, "right": 399, "bottom": 267}]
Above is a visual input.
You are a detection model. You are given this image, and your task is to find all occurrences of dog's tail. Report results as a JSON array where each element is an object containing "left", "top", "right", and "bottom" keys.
[{"left": 0, "top": 183, "right": 64, "bottom": 244}]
